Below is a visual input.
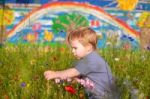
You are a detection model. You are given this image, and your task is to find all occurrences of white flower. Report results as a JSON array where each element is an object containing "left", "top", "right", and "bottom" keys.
[
  {"left": 114, "top": 58, "right": 120, "bottom": 61},
  {"left": 106, "top": 42, "right": 112, "bottom": 46}
]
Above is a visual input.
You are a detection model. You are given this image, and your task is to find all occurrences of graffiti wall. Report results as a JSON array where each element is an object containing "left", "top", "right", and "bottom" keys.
[{"left": 0, "top": 0, "right": 150, "bottom": 49}]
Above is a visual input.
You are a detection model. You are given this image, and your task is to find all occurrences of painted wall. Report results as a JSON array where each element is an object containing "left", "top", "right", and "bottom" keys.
[{"left": 1, "top": 0, "right": 150, "bottom": 49}]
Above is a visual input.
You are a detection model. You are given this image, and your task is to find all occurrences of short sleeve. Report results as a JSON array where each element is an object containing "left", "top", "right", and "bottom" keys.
[
  {"left": 75, "top": 58, "right": 102, "bottom": 75},
  {"left": 75, "top": 59, "right": 88, "bottom": 75}
]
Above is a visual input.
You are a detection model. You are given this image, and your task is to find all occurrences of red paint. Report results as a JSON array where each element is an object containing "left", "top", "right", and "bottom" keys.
[{"left": 6, "top": 2, "right": 139, "bottom": 40}]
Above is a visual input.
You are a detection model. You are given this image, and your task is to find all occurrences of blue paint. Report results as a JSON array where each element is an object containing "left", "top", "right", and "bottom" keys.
[
  {"left": 97, "top": 32, "right": 107, "bottom": 48},
  {"left": 2, "top": 1, "right": 143, "bottom": 50},
  {"left": 4, "top": 0, "right": 150, "bottom": 11}
]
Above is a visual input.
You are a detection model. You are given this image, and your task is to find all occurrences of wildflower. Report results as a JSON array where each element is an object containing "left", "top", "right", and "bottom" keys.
[
  {"left": 65, "top": 85, "right": 76, "bottom": 94},
  {"left": 114, "top": 58, "right": 120, "bottom": 61},
  {"left": 44, "top": 46, "right": 50, "bottom": 53},
  {"left": 20, "top": 82, "right": 26, "bottom": 88},
  {"left": 141, "top": 55, "right": 146, "bottom": 61},
  {"left": 27, "top": 83, "right": 30, "bottom": 88},
  {"left": 4, "top": 94, "right": 9, "bottom": 99},
  {"left": 106, "top": 42, "right": 112, "bottom": 46},
  {"left": 30, "top": 59, "right": 36, "bottom": 65},
  {"left": 139, "top": 93, "right": 145, "bottom": 99},
  {"left": 79, "top": 92, "right": 84, "bottom": 99},
  {"left": 60, "top": 47, "right": 65, "bottom": 52}
]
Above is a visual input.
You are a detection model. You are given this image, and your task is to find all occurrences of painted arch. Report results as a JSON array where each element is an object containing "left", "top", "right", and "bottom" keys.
[{"left": 6, "top": 2, "right": 140, "bottom": 48}]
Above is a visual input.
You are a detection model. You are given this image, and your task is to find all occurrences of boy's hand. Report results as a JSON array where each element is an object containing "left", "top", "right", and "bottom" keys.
[{"left": 44, "top": 70, "right": 56, "bottom": 80}]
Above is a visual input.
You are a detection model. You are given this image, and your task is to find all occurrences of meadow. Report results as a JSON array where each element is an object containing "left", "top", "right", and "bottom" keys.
[{"left": 0, "top": 45, "right": 150, "bottom": 99}]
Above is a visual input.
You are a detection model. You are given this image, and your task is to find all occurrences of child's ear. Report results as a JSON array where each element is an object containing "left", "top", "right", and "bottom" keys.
[{"left": 86, "top": 44, "right": 93, "bottom": 51}]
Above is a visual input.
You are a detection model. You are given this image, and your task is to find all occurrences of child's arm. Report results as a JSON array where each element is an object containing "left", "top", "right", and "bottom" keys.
[{"left": 44, "top": 68, "right": 80, "bottom": 80}]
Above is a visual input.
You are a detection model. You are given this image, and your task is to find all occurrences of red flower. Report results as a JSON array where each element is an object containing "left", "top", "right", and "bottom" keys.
[
  {"left": 65, "top": 85, "right": 76, "bottom": 94},
  {"left": 4, "top": 94, "right": 9, "bottom": 99}
]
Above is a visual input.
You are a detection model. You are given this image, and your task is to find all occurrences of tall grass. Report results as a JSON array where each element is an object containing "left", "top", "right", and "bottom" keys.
[{"left": 0, "top": 45, "right": 150, "bottom": 99}]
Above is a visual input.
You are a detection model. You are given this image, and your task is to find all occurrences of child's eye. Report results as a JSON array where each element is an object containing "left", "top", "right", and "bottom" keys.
[
  {"left": 73, "top": 48, "right": 76, "bottom": 50},
  {"left": 73, "top": 47, "right": 77, "bottom": 50}
]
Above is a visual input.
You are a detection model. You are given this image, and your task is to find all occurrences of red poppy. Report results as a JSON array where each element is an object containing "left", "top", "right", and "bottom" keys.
[{"left": 65, "top": 85, "right": 76, "bottom": 94}]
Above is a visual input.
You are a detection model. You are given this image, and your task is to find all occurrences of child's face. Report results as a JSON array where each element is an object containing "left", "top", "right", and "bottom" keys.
[{"left": 70, "top": 39, "right": 92, "bottom": 59}]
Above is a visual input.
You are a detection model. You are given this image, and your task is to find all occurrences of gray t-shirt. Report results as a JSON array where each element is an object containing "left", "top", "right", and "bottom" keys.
[{"left": 75, "top": 51, "right": 114, "bottom": 97}]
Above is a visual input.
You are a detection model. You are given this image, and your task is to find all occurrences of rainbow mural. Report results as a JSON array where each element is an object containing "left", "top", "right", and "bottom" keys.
[
  {"left": 7, "top": 2, "right": 139, "bottom": 38},
  {"left": 4, "top": 2, "right": 140, "bottom": 48}
]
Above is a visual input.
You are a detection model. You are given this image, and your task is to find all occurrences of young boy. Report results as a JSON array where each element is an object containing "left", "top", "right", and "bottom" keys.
[{"left": 44, "top": 27, "right": 117, "bottom": 99}]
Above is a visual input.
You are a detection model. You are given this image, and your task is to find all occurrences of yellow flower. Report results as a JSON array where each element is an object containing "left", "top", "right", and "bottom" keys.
[{"left": 27, "top": 83, "right": 30, "bottom": 88}]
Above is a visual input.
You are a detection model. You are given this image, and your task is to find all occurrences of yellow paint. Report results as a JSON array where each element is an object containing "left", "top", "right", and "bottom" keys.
[
  {"left": 0, "top": 8, "right": 14, "bottom": 25},
  {"left": 44, "top": 30, "right": 54, "bottom": 41},
  {"left": 117, "top": 0, "right": 138, "bottom": 11},
  {"left": 26, "top": 33, "right": 36, "bottom": 42},
  {"left": 137, "top": 12, "right": 150, "bottom": 28}
]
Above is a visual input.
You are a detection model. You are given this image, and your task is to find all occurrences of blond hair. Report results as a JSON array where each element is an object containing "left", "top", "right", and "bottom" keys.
[{"left": 67, "top": 27, "right": 98, "bottom": 50}]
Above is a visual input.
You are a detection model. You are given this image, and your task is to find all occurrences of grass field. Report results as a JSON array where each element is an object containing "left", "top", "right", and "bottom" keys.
[{"left": 0, "top": 45, "right": 150, "bottom": 99}]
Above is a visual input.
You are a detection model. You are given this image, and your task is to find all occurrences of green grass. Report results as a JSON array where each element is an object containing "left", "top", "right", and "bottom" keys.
[{"left": 0, "top": 45, "right": 150, "bottom": 99}]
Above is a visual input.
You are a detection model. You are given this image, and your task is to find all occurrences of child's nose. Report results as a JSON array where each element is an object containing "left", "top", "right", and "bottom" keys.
[{"left": 72, "top": 49, "right": 74, "bottom": 52}]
